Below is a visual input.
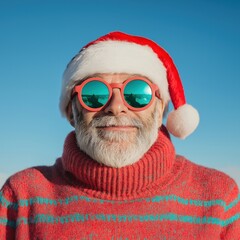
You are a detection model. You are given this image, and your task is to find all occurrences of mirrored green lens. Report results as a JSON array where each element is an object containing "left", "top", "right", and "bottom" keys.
[
  {"left": 82, "top": 81, "right": 109, "bottom": 108},
  {"left": 124, "top": 80, "right": 152, "bottom": 108}
]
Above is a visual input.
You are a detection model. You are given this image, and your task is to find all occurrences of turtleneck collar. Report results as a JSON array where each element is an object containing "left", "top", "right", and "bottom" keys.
[{"left": 61, "top": 126, "right": 176, "bottom": 200}]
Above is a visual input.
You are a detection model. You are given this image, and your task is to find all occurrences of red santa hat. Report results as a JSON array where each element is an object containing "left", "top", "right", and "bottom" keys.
[{"left": 60, "top": 31, "right": 199, "bottom": 139}]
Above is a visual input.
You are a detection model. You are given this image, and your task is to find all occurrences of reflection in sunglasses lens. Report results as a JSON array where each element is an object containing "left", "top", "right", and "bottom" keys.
[
  {"left": 82, "top": 81, "right": 110, "bottom": 108},
  {"left": 124, "top": 80, "right": 152, "bottom": 108}
]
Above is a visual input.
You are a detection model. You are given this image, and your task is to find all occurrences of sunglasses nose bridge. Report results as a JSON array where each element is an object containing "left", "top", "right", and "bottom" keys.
[
  {"left": 109, "top": 83, "right": 123, "bottom": 90},
  {"left": 103, "top": 85, "right": 128, "bottom": 115},
  {"left": 109, "top": 83, "right": 126, "bottom": 105}
]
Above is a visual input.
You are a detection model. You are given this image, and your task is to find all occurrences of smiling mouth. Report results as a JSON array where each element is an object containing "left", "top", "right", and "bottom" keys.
[{"left": 96, "top": 126, "right": 137, "bottom": 131}]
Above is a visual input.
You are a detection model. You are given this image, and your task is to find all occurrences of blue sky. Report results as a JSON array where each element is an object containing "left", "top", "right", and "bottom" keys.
[{"left": 0, "top": 0, "right": 239, "bottom": 187}]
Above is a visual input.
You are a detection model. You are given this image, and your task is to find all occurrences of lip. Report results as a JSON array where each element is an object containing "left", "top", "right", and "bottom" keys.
[{"left": 96, "top": 126, "right": 137, "bottom": 131}]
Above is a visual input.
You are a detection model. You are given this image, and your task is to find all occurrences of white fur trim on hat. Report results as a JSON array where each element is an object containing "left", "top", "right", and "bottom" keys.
[
  {"left": 166, "top": 104, "right": 200, "bottom": 139},
  {"left": 60, "top": 40, "right": 169, "bottom": 117}
]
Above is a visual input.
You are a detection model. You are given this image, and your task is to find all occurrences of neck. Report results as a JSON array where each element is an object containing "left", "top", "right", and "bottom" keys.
[{"left": 61, "top": 126, "right": 175, "bottom": 200}]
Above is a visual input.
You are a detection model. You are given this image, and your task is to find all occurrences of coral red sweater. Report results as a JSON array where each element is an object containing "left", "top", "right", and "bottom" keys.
[{"left": 0, "top": 128, "right": 239, "bottom": 239}]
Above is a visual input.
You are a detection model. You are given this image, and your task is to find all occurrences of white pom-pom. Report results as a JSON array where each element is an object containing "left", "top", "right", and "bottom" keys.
[{"left": 166, "top": 104, "right": 200, "bottom": 139}]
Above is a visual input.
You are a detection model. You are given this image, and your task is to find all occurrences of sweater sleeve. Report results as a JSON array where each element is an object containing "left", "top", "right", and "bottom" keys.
[
  {"left": 0, "top": 181, "right": 17, "bottom": 240},
  {"left": 220, "top": 181, "right": 240, "bottom": 240}
]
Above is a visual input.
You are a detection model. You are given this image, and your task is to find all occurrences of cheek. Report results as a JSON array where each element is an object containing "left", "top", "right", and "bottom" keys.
[
  {"left": 74, "top": 98, "right": 93, "bottom": 125},
  {"left": 136, "top": 100, "right": 163, "bottom": 125},
  {"left": 81, "top": 109, "right": 98, "bottom": 125}
]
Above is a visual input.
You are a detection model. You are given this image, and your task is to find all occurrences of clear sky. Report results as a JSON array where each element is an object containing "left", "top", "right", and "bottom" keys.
[{"left": 0, "top": 0, "right": 239, "bottom": 187}]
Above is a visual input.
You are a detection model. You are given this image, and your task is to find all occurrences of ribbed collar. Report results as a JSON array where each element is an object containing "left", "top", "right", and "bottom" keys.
[{"left": 61, "top": 126, "right": 176, "bottom": 200}]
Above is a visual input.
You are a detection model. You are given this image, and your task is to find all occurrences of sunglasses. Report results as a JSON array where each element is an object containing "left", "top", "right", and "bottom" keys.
[{"left": 73, "top": 77, "right": 160, "bottom": 111}]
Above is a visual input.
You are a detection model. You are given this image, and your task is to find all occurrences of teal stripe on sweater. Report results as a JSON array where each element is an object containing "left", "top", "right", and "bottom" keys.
[
  {"left": 1, "top": 213, "right": 239, "bottom": 228},
  {"left": 1, "top": 192, "right": 239, "bottom": 212}
]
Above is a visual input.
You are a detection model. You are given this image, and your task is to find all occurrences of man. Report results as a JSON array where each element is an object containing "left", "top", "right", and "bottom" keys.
[{"left": 0, "top": 31, "right": 239, "bottom": 239}]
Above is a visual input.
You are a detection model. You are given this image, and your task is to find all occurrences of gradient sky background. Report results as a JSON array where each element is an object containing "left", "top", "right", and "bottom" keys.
[{"left": 0, "top": 0, "right": 239, "bottom": 188}]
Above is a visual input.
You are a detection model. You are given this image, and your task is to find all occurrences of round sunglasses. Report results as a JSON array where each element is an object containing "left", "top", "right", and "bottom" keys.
[{"left": 73, "top": 77, "right": 161, "bottom": 111}]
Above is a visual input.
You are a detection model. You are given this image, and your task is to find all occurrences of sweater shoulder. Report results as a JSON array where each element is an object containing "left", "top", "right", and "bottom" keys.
[
  {"left": 1, "top": 159, "right": 65, "bottom": 197},
  {"left": 178, "top": 156, "right": 239, "bottom": 202},
  {"left": 187, "top": 158, "right": 237, "bottom": 187}
]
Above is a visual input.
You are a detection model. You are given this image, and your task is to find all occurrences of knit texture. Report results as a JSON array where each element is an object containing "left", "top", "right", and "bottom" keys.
[{"left": 0, "top": 127, "right": 239, "bottom": 239}]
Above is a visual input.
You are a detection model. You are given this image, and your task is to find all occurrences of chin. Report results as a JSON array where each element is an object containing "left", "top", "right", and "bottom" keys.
[{"left": 86, "top": 139, "right": 149, "bottom": 168}]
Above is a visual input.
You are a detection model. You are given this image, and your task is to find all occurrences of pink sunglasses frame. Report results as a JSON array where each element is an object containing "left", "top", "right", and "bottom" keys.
[{"left": 73, "top": 76, "right": 161, "bottom": 112}]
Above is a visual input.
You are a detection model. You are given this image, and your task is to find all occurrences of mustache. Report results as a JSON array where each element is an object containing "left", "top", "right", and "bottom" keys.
[{"left": 89, "top": 115, "right": 144, "bottom": 128}]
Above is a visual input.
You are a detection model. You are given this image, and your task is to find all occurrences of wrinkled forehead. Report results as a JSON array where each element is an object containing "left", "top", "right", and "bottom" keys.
[{"left": 74, "top": 73, "right": 152, "bottom": 86}]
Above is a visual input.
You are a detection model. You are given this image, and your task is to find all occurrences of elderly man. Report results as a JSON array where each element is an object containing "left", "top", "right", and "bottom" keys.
[{"left": 0, "top": 31, "right": 239, "bottom": 239}]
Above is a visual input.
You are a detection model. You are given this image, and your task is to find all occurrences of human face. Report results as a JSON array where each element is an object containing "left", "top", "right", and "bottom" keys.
[{"left": 70, "top": 73, "right": 164, "bottom": 168}]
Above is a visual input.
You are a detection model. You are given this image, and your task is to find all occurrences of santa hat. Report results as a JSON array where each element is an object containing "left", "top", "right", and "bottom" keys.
[{"left": 60, "top": 31, "right": 199, "bottom": 139}]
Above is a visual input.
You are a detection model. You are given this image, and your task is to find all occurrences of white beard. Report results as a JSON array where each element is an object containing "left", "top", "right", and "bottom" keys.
[{"left": 72, "top": 102, "right": 160, "bottom": 168}]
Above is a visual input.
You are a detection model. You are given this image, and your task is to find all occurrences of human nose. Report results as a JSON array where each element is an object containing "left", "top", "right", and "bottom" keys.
[{"left": 104, "top": 89, "right": 128, "bottom": 115}]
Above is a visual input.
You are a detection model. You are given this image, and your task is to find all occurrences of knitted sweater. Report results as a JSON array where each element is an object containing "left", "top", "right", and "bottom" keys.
[{"left": 0, "top": 128, "right": 239, "bottom": 240}]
